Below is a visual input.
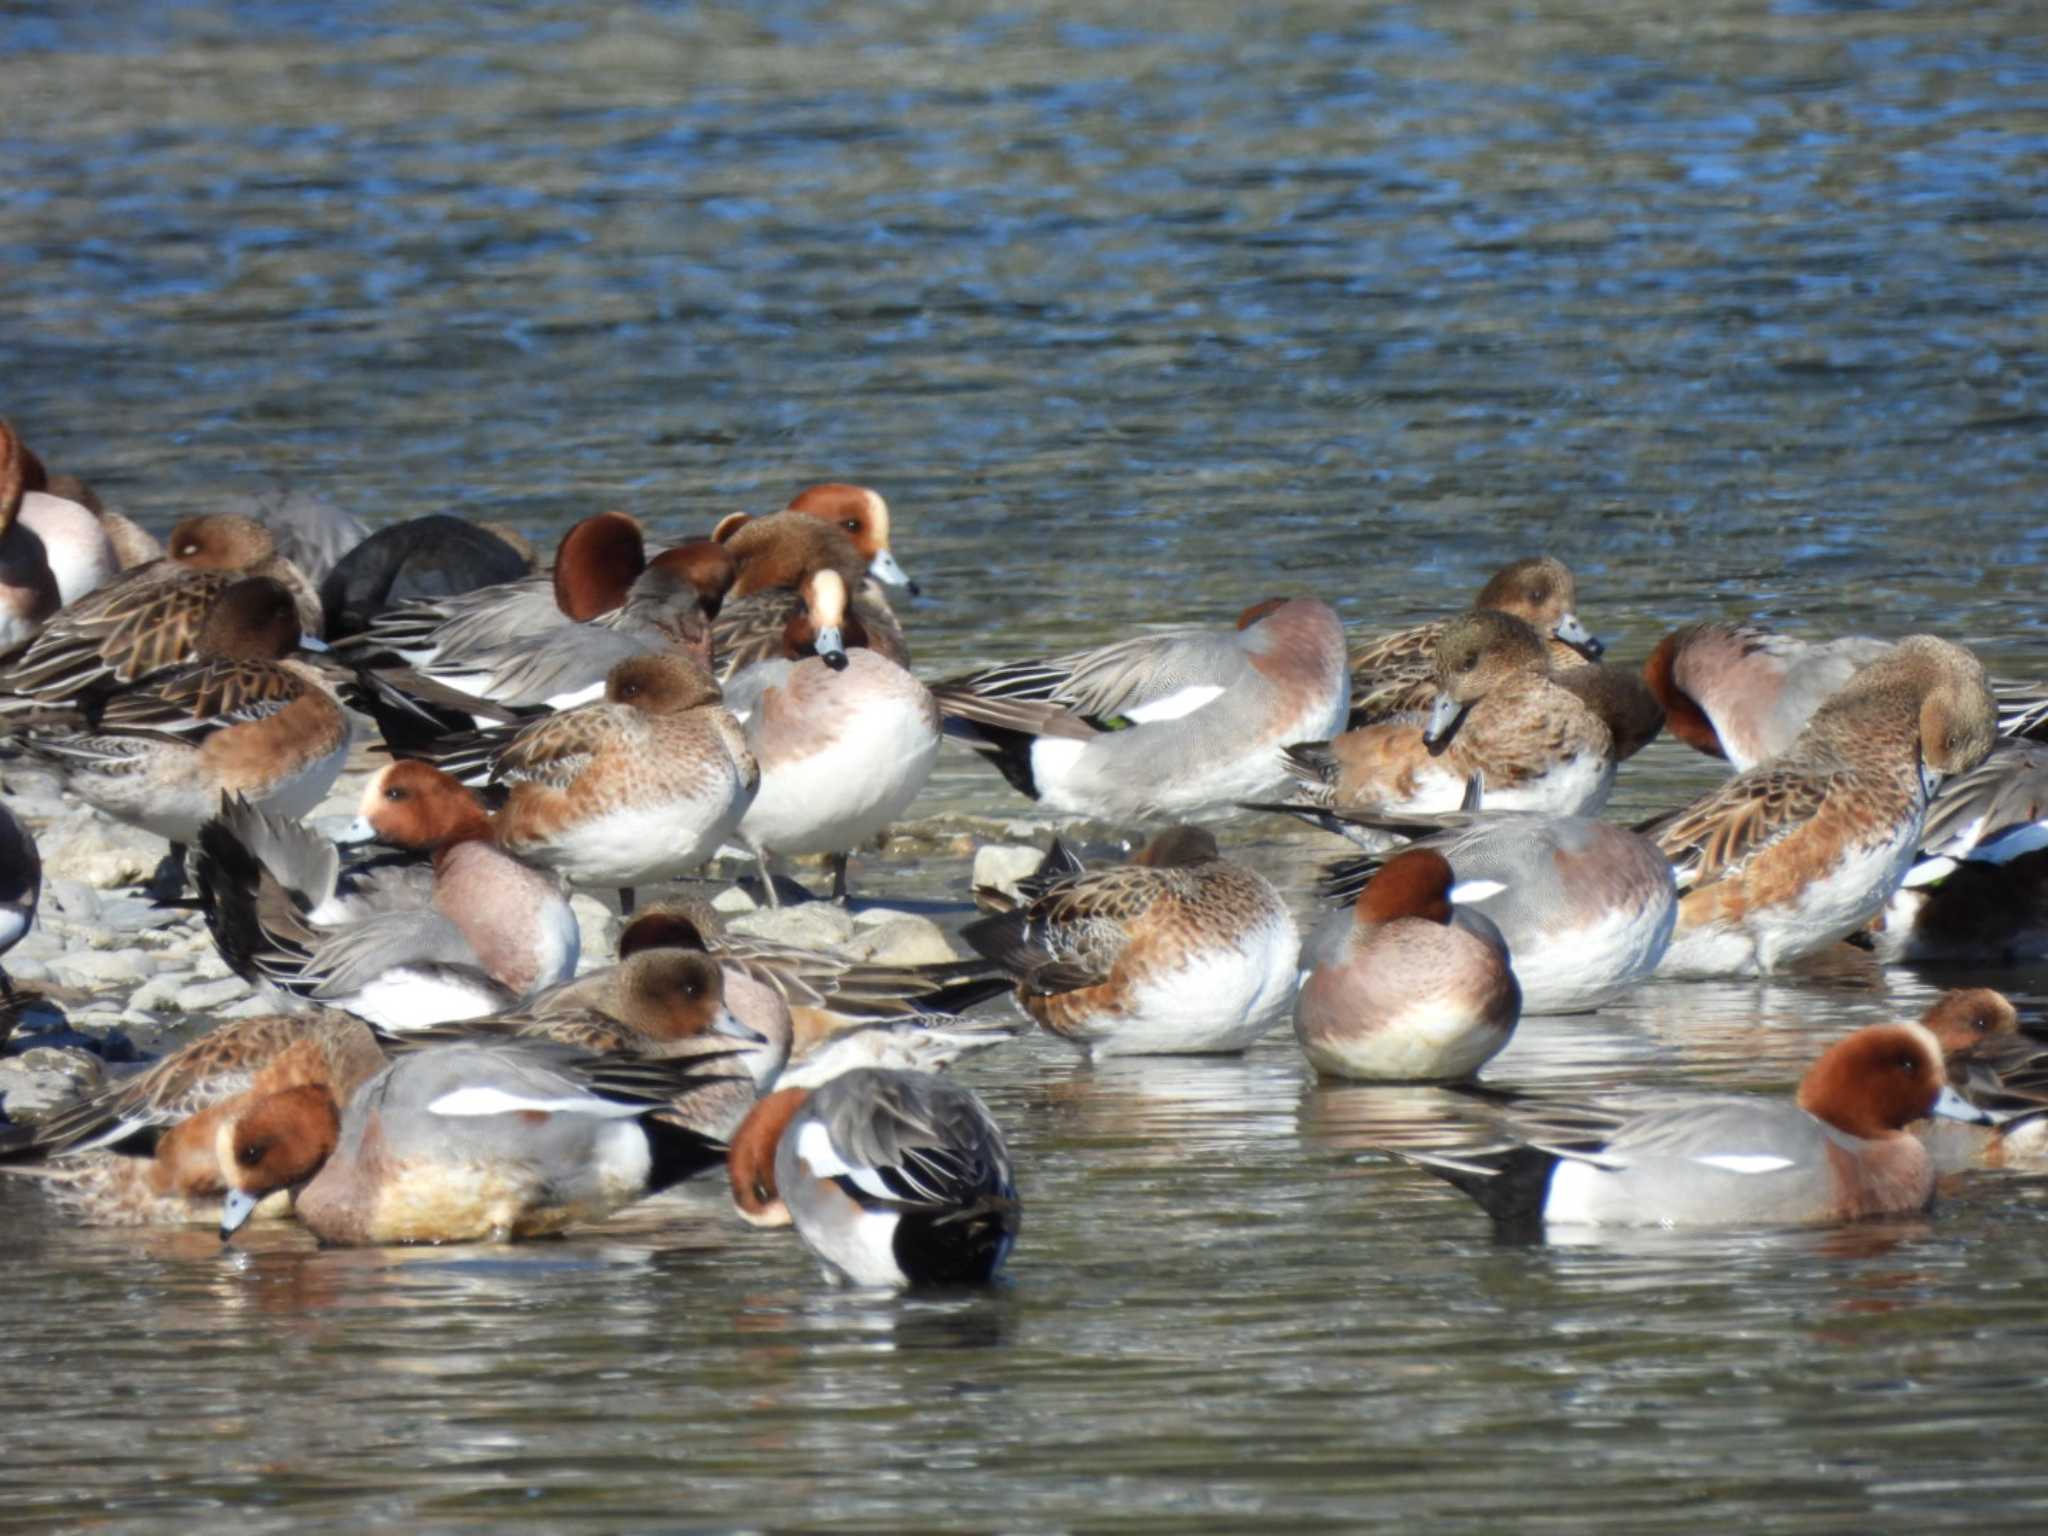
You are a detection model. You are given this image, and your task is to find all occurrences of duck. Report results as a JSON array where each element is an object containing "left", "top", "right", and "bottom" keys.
[
  {"left": 1294, "top": 848, "right": 1519, "bottom": 1082},
  {"left": 387, "top": 944, "right": 786, "bottom": 1140},
  {"left": 707, "top": 510, "right": 909, "bottom": 677},
  {"left": 726, "top": 1067, "right": 1019, "bottom": 1288},
  {"left": 0, "top": 420, "right": 117, "bottom": 643},
  {"left": 1275, "top": 611, "right": 1615, "bottom": 820},
  {"left": 215, "top": 1041, "right": 740, "bottom": 1245},
  {"left": 1402, "top": 1021, "right": 1997, "bottom": 1230},
  {"left": 1862, "top": 740, "right": 2048, "bottom": 965},
  {"left": 934, "top": 596, "right": 1351, "bottom": 822},
  {"left": 721, "top": 568, "right": 941, "bottom": 904},
  {"left": 1644, "top": 621, "right": 1896, "bottom": 771},
  {"left": 194, "top": 762, "right": 578, "bottom": 1030},
  {"left": 1316, "top": 813, "right": 1677, "bottom": 1015},
  {"left": 218, "top": 487, "right": 370, "bottom": 587},
  {"left": 1, "top": 423, "right": 159, "bottom": 570},
  {"left": 782, "top": 482, "right": 919, "bottom": 594},
  {"left": 0, "top": 800, "right": 39, "bottom": 999},
  {"left": 0, "top": 1009, "right": 385, "bottom": 1227},
  {"left": 1346, "top": 556, "right": 1602, "bottom": 728},
  {"left": 316, "top": 512, "right": 534, "bottom": 640},
  {"left": 1646, "top": 636, "right": 1998, "bottom": 978},
  {"left": 0, "top": 514, "right": 322, "bottom": 706},
  {"left": 491, "top": 652, "right": 758, "bottom": 913},
  {"left": 9, "top": 577, "right": 350, "bottom": 896},
  {"left": 960, "top": 828, "right": 1299, "bottom": 1056}
]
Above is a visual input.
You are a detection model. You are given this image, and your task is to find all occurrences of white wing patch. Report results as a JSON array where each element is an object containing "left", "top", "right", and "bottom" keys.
[
  {"left": 1449, "top": 878, "right": 1507, "bottom": 904},
  {"left": 1122, "top": 685, "right": 1224, "bottom": 724},
  {"left": 794, "top": 1118, "right": 898, "bottom": 1203},
  {"left": 1691, "top": 1153, "right": 1795, "bottom": 1175},
  {"left": 428, "top": 1087, "right": 633, "bottom": 1119}
]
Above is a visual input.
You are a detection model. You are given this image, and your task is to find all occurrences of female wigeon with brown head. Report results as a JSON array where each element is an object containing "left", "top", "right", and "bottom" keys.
[
  {"left": 719, "top": 566, "right": 941, "bottom": 904},
  {"left": 727, "top": 1067, "right": 1018, "bottom": 1289},
  {"left": 216, "top": 1041, "right": 737, "bottom": 1246},
  {"left": 1651, "top": 635, "right": 1998, "bottom": 977},
  {"left": 1282, "top": 611, "right": 1615, "bottom": 820},
  {"left": 934, "top": 595, "right": 1351, "bottom": 822},
  {"left": 12, "top": 576, "right": 349, "bottom": 896},
  {"left": 0, "top": 1009, "right": 384, "bottom": 1228},
  {"left": 1294, "top": 849, "right": 1519, "bottom": 1083},
  {"left": 1346, "top": 555, "right": 1601, "bottom": 728},
  {"left": 490, "top": 651, "right": 758, "bottom": 913},
  {"left": 1407, "top": 1021, "right": 1996, "bottom": 1230},
  {"left": 194, "top": 765, "right": 578, "bottom": 1031},
  {"left": 960, "top": 828, "right": 1299, "bottom": 1056}
]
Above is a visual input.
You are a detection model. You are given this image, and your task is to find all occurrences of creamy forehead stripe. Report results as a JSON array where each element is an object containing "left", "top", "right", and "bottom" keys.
[{"left": 1691, "top": 1154, "right": 1795, "bottom": 1175}]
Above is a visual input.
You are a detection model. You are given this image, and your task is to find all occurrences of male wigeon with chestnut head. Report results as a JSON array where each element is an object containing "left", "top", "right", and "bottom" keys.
[
  {"left": 960, "top": 828, "right": 1299, "bottom": 1056},
  {"left": 1648, "top": 635, "right": 1997, "bottom": 978},
  {"left": 1347, "top": 555, "right": 1602, "bottom": 728},
  {"left": 0, "top": 420, "right": 117, "bottom": 645},
  {"left": 0, "top": 1009, "right": 385, "bottom": 1227},
  {"left": 490, "top": 651, "right": 758, "bottom": 914},
  {"left": 1317, "top": 813, "right": 1676, "bottom": 1015},
  {"left": 215, "top": 1041, "right": 738, "bottom": 1246},
  {"left": 1406, "top": 1021, "right": 1996, "bottom": 1230},
  {"left": 720, "top": 566, "right": 941, "bottom": 904},
  {"left": 708, "top": 509, "right": 908, "bottom": 675},
  {"left": 933, "top": 595, "right": 1350, "bottom": 823},
  {"left": 195, "top": 763, "right": 577, "bottom": 1031},
  {"left": 727, "top": 1067, "right": 1018, "bottom": 1289},
  {"left": 1644, "top": 621, "right": 1895, "bottom": 771},
  {"left": 1294, "top": 848, "right": 1520, "bottom": 1083},
  {"left": 783, "top": 482, "right": 918, "bottom": 595}
]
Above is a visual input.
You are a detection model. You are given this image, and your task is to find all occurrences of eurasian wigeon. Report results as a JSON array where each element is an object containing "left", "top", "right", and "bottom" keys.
[
  {"left": 1647, "top": 636, "right": 1998, "bottom": 978},
  {"left": 721, "top": 569, "right": 941, "bottom": 903},
  {"left": 959, "top": 828, "right": 1299, "bottom": 1056},
  {"left": 0, "top": 422, "right": 117, "bottom": 642},
  {"left": 0, "top": 1009, "right": 384, "bottom": 1227},
  {"left": 1405, "top": 1021, "right": 1996, "bottom": 1230},
  {"left": 398, "top": 944, "right": 784, "bottom": 1140},
  {"left": 708, "top": 510, "right": 909, "bottom": 676},
  {"left": 0, "top": 514, "right": 321, "bottom": 705},
  {"left": 1346, "top": 556, "right": 1602, "bottom": 728},
  {"left": 1643, "top": 621, "right": 1895, "bottom": 770},
  {"left": 0, "top": 801, "right": 39, "bottom": 999},
  {"left": 934, "top": 596, "right": 1351, "bottom": 823},
  {"left": 4, "top": 426, "right": 160, "bottom": 569},
  {"left": 1278, "top": 611, "right": 1615, "bottom": 819},
  {"left": 194, "top": 764, "right": 578, "bottom": 1030},
  {"left": 490, "top": 652, "right": 759, "bottom": 913},
  {"left": 1862, "top": 742, "right": 2048, "bottom": 965},
  {"left": 317, "top": 512, "right": 531, "bottom": 640},
  {"left": 11, "top": 577, "right": 349, "bottom": 895},
  {"left": 1294, "top": 848, "right": 1519, "bottom": 1082},
  {"left": 216, "top": 1041, "right": 739, "bottom": 1245},
  {"left": 1319, "top": 813, "right": 1677, "bottom": 1015},
  {"left": 727, "top": 1068, "right": 1019, "bottom": 1288},
  {"left": 783, "top": 482, "right": 919, "bottom": 594}
]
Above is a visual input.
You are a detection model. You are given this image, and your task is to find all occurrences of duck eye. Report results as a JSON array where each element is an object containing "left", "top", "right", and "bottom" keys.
[
  {"left": 385, "top": 787, "right": 405, "bottom": 801},
  {"left": 237, "top": 1141, "right": 264, "bottom": 1166},
  {"left": 1897, "top": 1054, "right": 1919, "bottom": 1074},
  {"left": 842, "top": 518, "right": 860, "bottom": 532},
  {"left": 1459, "top": 656, "right": 1477, "bottom": 673},
  {"left": 753, "top": 1177, "right": 772, "bottom": 1203}
]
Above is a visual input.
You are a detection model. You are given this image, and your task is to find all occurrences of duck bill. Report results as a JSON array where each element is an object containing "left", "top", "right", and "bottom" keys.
[
  {"left": 1422, "top": 693, "right": 1466, "bottom": 750},
  {"left": 868, "top": 549, "right": 919, "bottom": 596},
  {"left": 1554, "top": 613, "right": 1603, "bottom": 659},
  {"left": 1929, "top": 1084, "right": 1997, "bottom": 1126},
  {"left": 813, "top": 625, "right": 849, "bottom": 671},
  {"left": 712, "top": 1007, "right": 767, "bottom": 1045},
  {"left": 219, "top": 1188, "right": 262, "bottom": 1243}
]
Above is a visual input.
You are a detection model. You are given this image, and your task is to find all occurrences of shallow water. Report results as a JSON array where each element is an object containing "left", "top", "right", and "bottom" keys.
[{"left": 7, "top": 1, "right": 2048, "bottom": 1530}]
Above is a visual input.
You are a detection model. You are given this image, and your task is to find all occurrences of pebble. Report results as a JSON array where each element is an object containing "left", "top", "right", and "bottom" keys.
[
  {"left": 0, "top": 1047, "right": 104, "bottom": 1128},
  {"left": 45, "top": 949, "right": 149, "bottom": 990},
  {"left": 730, "top": 902, "right": 858, "bottom": 951},
  {"left": 35, "top": 812, "right": 162, "bottom": 890},
  {"left": 971, "top": 843, "right": 1045, "bottom": 902},
  {"left": 842, "top": 914, "right": 960, "bottom": 966},
  {"left": 569, "top": 894, "right": 616, "bottom": 969},
  {"left": 175, "top": 976, "right": 251, "bottom": 1012}
]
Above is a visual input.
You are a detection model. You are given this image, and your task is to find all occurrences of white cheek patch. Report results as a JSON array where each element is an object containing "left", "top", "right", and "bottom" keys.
[
  {"left": 428, "top": 1087, "right": 633, "bottom": 1119},
  {"left": 1692, "top": 1153, "right": 1795, "bottom": 1175},
  {"left": 1122, "top": 685, "right": 1225, "bottom": 724}
]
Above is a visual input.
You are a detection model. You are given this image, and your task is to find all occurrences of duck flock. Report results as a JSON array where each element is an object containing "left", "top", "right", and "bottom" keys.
[{"left": 3, "top": 415, "right": 2047, "bottom": 1285}]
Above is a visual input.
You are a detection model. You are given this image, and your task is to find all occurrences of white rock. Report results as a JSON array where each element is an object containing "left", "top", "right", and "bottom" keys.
[
  {"left": 176, "top": 976, "right": 252, "bottom": 1012},
  {"left": 46, "top": 949, "right": 149, "bottom": 988},
  {"left": 711, "top": 885, "right": 759, "bottom": 914},
  {"left": 843, "top": 915, "right": 960, "bottom": 967},
  {"left": 570, "top": 894, "right": 616, "bottom": 967},
  {"left": 127, "top": 971, "right": 196, "bottom": 1012},
  {"left": 971, "top": 842, "right": 1046, "bottom": 903},
  {"left": 43, "top": 879, "right": 101, "bottom": 923},
  {"left": 37, "top": 814, "right": 161, "bottom": 890},
  {"left": 729, "top": 902, "right": 858, "bottom": 952}
]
